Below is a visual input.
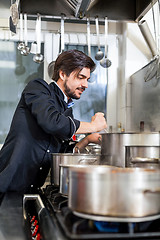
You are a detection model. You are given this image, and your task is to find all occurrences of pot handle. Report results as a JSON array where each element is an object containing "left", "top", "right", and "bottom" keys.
[
  {"left": 143, "top": 189, "right": 160, "bottom": 194},
  {"left": 73, "top": 146, "right": 80, "bottom": 153},
  {"left": 85, "top": 146, "right": 90, "bottom": 153},
  {"left": 78, "top": 158, "right": 98, "bottom": 164}
]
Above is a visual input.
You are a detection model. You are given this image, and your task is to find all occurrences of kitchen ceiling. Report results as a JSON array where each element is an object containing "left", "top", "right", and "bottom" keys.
[{"left": 18, "top": 0, "right": 157, "bottom": 22}]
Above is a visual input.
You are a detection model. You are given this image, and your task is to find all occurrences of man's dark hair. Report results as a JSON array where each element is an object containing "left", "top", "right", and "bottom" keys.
[{"left": 52, "top": 49, "right": 96, "bottom": 81}]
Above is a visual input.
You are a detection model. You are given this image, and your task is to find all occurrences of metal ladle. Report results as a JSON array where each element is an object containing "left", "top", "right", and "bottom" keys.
[
  {"left": 95, "top": 16, "right": 104, "bottom": 61},
  {"left": 49, "top": 13, "right": 65, "bottom": 65},
  {"left": 17, "top": 13, "right": 25, "bottom": 51},
  {"left": 87, "top": 17, "right": 96, "bottom": 83},
  {"left": 33, "top": 14, "right": 44, "bottom": 63},
  {"left": 21, "top": 13, "right": 30, "bottom": 56},
  {"left": 87, "top": 17, "right": 91, "bottom": 57},
  {"left": 48, "top": 14, "right": 65, "bottom": 78},
  {"left": 100, "top": 17, "right": 112, "bottom": 68}
]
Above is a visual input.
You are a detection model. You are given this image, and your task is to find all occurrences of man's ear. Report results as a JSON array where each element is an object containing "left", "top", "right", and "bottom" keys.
[{"left": 59, "top": 70, "right": 65, "bottom": 81}]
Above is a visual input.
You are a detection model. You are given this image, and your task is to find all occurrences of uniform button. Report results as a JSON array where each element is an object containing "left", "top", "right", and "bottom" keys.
[
  {"left": 47, "top": 149, "right": 50, "bottom": 153},
  {"left": 62, "top": 140, "right": 64, "bottom": 143},
  {"left": 31, "top": 185, "right": 34, "bottom": 188},
  {"left": 40, "top": 167, "right": 42, "bottom": 170}
]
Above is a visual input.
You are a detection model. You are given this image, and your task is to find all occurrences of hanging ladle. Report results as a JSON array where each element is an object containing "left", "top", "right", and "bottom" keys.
[
  {"left": 48, "top": 34, "right": 61, "bottom": 79},
  {"left": 48, "top": 13, "right": 65, "bottom": 79},
  {"left": 33, "top": 14, "right": 44, "bottom": 63},
  {"left": 87, "top": 17, "right": 96, "bottom": 83},
  {"left": 60, "top": 13, "right": 65, "bottom": 53},
  {"left": 21, "top": 13, "right": 30, "bottom": 56},
  {"left": 95, "top": 16, "right": 104, "bottom": 61},
  {"left": 100, "top": 17, "right": 112, "bottom": 68},
  {"left": 87, "top": 17, "right": 91, "bottom": 57},
  {"left": 17, "top": 13, "right": 25, "bottom": 51}
]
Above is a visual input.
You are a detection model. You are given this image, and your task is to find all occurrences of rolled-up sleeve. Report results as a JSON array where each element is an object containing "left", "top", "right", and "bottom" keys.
[{"left": 23, "top": 79, "right": 80, "bottom": 140}]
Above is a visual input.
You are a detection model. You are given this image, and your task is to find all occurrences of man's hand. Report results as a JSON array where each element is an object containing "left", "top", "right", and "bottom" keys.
[
  {"left": 74, "top": 133, "right": 102, "bottom": 153},
  {"left": 91, "top": 112, "right": 107, "bottom": 132},
  {"left": 76, "top": 112, "right": 107, "bottom": 134}
]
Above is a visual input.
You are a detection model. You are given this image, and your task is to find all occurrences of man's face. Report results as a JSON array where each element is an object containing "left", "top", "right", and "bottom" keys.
[{"left": 63, "top": 67, "right": 90, "bottom": 99}]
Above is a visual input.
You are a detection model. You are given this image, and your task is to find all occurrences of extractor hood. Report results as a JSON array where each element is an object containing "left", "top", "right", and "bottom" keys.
[{"left": 19, "top": 0, "right": 157, "bottom": 22}]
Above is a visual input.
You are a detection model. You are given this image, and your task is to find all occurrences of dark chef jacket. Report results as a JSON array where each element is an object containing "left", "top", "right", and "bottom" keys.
[{"left": 0, "top": 79, "right": 80, "bottom": 193}]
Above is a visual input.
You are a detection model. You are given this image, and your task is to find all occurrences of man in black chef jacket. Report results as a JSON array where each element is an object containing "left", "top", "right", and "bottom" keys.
[{"left": 0, "top": 49, "right": 107, "bottom": 193}]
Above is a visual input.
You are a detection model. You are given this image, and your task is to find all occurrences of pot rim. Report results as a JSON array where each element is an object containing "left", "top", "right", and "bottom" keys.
[
  {"left": 59, "top": 164, "right": 113, "bottom": 168},
  {"left": 69, "top": 166, "right": 160, "bottom": 175},
  {"left": 51, "top": 153, "right": 101, "bottom": 156}
]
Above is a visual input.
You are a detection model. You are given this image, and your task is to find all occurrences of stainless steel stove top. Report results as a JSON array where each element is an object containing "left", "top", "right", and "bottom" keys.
[{"left": 23, "top": 185, "right": 160, "bottom": 240}]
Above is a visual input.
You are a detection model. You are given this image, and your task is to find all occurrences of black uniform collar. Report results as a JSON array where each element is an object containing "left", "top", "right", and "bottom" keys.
[{"left": 49, "top": 81, "right": 66, "bottom": 101}]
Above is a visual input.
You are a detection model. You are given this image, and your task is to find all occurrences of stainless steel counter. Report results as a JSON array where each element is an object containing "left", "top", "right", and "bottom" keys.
[{"left": 0, "top": 192, "right": 27, "bottom": 240}]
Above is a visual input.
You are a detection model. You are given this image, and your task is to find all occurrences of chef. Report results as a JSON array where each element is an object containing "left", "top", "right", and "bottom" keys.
[{"left": 0, "top": 49, "right": 107, "bottom": 193}]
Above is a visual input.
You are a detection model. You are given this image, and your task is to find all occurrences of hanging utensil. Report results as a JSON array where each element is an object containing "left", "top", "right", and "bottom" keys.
[
  {"left": 151, "top": 0, "right": 160, "bottom": 80},
  {"left": 21, "top": 13, "right": 30, "bottom": 56},
  {"left": 151, "top": 1, "right": 158, "bottom": 53},
  {"left": 10, "top": 0, "right": 19, "bottom": 34},
  {"left": 95, "top": 16, "right": 104, "bottom": 61},
  {"left": 138, "top": 20, "right": 158, "bottom": 57},
  {"left": 33, "top": 14, "right": 44, "bottom": 63},
  {"left": 17, "top": 13, "right": 25, "bottom": 51},
  {"left": 48, "top": 14, "right": 65, "bottom": 79},
  {"left": 158, "top": 0, "right": 160, "bottom": 53},
  {"left": 87, "top": 17, "right": 96, "bottom": 83},
  {"left": 10, "top": 0, "right": 19, "bottom": 26},
  {"left": 100, "top": 17, "right": 112, "bottom": 68},
  {"left": 157, "top": 0, "right": 160, "bottom": 79},
  {"left": 60, "top": 13, "right": 65, "bottom": 53},
  {"left": 48, "top": 34, "right": 61, "bottom": 79},
  {"left": 87, "top": 17, "right": 91, "bottom": 57}
]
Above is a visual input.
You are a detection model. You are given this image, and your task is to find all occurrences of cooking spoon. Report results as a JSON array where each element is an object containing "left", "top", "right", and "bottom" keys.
[
  {"left": 87, "top": 17, "right": 91, "bottom": 57},
  {"left": 17, "top": 13, "right": 25, "bottom": 51},
  {"left": 33, "top": 14, "right": 44, "bottom": 63},
  {"left": 60, "top": 13, "right": 65, "bottom": 53},
  {"left": 21, "top": 13, "right": 30, "bottom": 56},
  {"left": 100, "top": 17, "right": 112, "bottom": 68},
  {"left": 95, "top": 16, "right": 104, "bottom": 61},
  {"left": 48, "top": 14, "right": 65, "bottom": 78}
]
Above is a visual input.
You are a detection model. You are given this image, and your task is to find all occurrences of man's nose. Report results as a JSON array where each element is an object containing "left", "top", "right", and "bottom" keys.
[{"left": 82, "top": 79, "right": 88, "bottom": 88}]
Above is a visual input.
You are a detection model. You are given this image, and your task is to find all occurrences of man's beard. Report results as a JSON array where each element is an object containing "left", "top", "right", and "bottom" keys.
[{"left": 64, "top": 78, "right": 84, "bottom": 100}]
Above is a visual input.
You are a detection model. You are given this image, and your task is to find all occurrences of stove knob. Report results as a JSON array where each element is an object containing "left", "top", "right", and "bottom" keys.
[
  {"left": 32, "top": 225, "right": 39, "bottom": 237},
  {"left": 30, "top": 215, "right": 36, "bottom": 223},
  {"left": 35, "top": 233, "right": 41, "bottom": 240},
  {"left": 31, "top": 220, "right": 38, "bottom": 230}
]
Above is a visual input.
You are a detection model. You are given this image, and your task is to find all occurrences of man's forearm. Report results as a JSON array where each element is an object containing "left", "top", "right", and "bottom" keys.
[
  {"left": 76, "top": 112, "right": 107, "bottom": 134},
  {"left": 76, "top": 121, "right": 96, "bottom": 134}
]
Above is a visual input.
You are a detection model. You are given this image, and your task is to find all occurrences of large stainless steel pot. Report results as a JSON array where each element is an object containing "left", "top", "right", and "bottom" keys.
[
  {"left": 51, "top": 153, "right": 100, "bottom": 186},
  {"left": 59, "top": 164, "right": 115, "bottom": 196},
  {"left": 101, "top": 132, "right": 160, "bottom": 167},
  {"left": 68, "top": 167, "right": 160, "bottom": 218}
]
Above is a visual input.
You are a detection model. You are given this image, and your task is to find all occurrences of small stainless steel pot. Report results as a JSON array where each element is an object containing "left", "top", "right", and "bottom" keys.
[
  {"left": 68, "top": 167, "right": 160, "bottom": 218},
  {"left": 51, "top": 153, "right": 100, "bottom": 186}
]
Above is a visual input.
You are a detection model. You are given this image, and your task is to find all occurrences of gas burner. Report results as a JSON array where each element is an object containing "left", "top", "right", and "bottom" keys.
[
  {"left": 43, "top": 185, "right": 68, "bottom": 212},
  {"left": 73, "top": 211, "right": 160, "bottom": 223},
  {"left": 48, "top": 193, "right": 68, "bottom": 212},
  {"left": 43, "top": 184, "right": 59, "bottom": 198},
  {"left": 56, "top": 207, "right": 160, "bottom": 239}
]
